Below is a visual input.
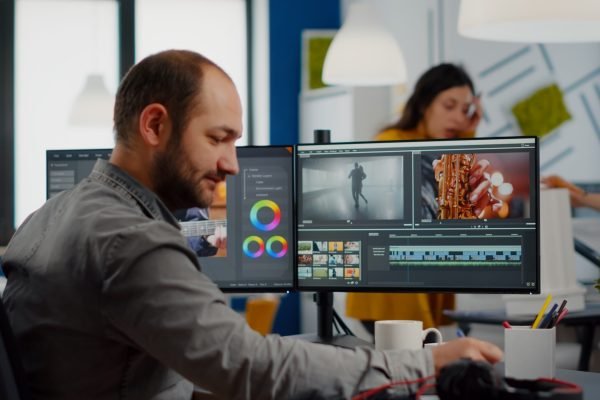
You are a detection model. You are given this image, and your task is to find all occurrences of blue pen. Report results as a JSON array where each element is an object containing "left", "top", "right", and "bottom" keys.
[
  {"left": 549, "top": 300, "right": 568, "bottom": 328},
  {"left": 456, "top": 328, "right": 466, "bottom": 337},
  {"left": 539, "top": 303, "right": 558, "bottom": 329}
]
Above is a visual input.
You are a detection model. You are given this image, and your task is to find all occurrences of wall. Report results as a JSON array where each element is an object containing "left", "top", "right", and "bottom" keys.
[
  {"left": 269, "top": 0, "right": 340, "bottom": 145},
  {"left": 368, "top": 0, "right": 600, "bottom": 182}
]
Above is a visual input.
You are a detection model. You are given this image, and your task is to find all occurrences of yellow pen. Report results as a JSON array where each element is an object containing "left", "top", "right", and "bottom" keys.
[{"left": 531, "top": 294, "right": 553, "bottom": 329}]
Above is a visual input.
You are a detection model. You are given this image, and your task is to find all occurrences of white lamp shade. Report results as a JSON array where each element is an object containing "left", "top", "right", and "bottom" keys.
[
  {"left": 322, "top": 2, "right": 407, "bottom": 86},
  {"left": 459, "top": 0, "right": 600, "bottom": 43},
  {"left": 69, "top": 74, "right": 114, "bottom": 126}
]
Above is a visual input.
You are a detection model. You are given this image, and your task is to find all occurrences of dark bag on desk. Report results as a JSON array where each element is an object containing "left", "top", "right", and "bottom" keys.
[{"left": 436, "top": 359, "right": 583, "bottom": 400}]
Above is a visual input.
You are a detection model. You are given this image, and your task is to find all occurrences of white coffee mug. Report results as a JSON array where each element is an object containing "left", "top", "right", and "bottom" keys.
[{"left": 374, "top": 320, "right": 443, "bottom": 351}]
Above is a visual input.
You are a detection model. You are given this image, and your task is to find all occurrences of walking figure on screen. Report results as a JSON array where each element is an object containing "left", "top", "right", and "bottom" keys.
[{"left": 348, "top": 162, "right": 367, "bottom": 208}]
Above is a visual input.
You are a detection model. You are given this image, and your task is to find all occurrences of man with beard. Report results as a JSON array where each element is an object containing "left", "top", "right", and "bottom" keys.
[{"left": 2, "top": 50, "right": 502, "bottom": 400}]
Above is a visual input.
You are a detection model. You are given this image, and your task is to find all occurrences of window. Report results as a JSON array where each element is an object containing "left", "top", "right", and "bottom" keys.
[
  {"left": 15, "top": 0, "right": 119, "bottom": 225},
  {"left": 136, "top": 0, "right": 249, "bottom": 146},
  {"left": 13, "top": 0, "right": 249, "bottom": 226}
]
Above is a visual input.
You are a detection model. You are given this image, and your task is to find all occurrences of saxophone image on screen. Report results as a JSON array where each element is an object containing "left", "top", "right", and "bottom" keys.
[
  {"left": 434, "top": 153, "right": 477, "bottom": 219},
  {"left": 434, "top": 154, "right": 513, "bottom": 220}
]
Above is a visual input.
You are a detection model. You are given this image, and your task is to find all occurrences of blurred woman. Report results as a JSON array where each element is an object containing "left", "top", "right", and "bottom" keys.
[
  {"left": 346, "top": 63, "right": 482, "bottom": 335},
  {"left": 377, "top": 63, "right": 481, "bottom": 141}
]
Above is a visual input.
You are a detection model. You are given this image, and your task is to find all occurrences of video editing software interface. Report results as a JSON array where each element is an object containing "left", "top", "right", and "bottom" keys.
[
  {"left": 46, "top": 147, "right": 295, "bottom": 291},
  {"left": 296, "top": 137, "right": 539, "bottom": 293}
]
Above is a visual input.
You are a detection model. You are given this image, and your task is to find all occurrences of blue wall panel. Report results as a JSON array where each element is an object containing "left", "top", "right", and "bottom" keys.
[
  {"left": 268, "top": 1, "right": 340, "bottom": 335},
  {"left": 269, "top": 0, "right": 340, "bottom": 145}
]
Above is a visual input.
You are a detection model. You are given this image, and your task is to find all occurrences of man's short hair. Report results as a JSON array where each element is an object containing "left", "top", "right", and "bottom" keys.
[{"left": 113, "top": 49, "right": 230, "bottom": 146}]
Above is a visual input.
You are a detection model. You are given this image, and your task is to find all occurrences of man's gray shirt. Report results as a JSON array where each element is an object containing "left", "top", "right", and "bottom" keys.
[{"left": 2, "top": 160, "right": 433, "bottom": 399}]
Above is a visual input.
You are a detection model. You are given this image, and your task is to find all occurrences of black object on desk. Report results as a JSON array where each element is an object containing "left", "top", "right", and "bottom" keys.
[
  {"left": 284, "top": 362, "right": 598, "bottom": 400},
  {"left": 443, "top": 303, "right": 600, "bottom": 371},
  {"left": 572, "top": 217, "right": 600, "bottom": 268},
  {"left": 574, "top": 238, "right": 600, "bottom": 268},
  {"left": 436, "top": 359, "right": 584, "bottom": 400}
]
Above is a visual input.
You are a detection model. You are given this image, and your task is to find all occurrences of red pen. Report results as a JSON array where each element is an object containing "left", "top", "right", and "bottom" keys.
[
  {"left": 555, "top": 308, "right": 569, "bottom": 326},
  {"left": 502, "top": 321, "right": 512, "bottom": 329}
]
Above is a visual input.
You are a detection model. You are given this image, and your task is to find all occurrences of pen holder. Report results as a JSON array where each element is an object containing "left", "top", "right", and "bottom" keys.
[{"left": 504, "top": 326, "right": 556, "bottom": 379}]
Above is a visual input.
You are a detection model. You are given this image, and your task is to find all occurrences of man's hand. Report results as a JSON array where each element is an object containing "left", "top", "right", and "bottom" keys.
[
  {"left": 207, "top": 225, "right": 227, "bottom": 249},
  {"left": 430, "top": 337, "right": 503, "bottom": 375}
]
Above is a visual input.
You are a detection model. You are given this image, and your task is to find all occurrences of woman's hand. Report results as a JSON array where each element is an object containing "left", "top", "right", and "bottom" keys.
[
  {"left": 464, "top": 95, "right": 483, "bottom": 133},
  {"left": 541, "top": 175, "right": 588, "bottom": 207}
]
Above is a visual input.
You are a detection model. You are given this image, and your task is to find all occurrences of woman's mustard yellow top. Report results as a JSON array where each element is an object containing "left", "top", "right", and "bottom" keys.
[{"left": 344, "top": 127, "right": 473, "bottom": 328}]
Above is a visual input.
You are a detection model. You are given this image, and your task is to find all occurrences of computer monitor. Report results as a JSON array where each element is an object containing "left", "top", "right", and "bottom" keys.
[
  {"left": 47, "top": 149, "right": 112, "bottom": 199},
  {"left": 296, "top": 136, "right": 539, "bottom": 294},
  {"left": 46, "top": 146, "right": 295, "bottom": 292}
]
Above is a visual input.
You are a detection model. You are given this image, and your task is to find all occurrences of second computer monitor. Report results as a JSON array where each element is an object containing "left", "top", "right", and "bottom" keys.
[
  {"left": 195, "top": 146, "right": 295, "bottom": 291},
  {"left": 47, "top": 146, "right": 295, "bottom": 292},
  {"left": 296, "top": 137, "right": 539, "bottom": 293}
]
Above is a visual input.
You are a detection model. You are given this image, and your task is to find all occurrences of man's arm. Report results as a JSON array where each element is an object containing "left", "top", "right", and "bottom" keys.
[
  {"left": 180, "top": 208, "right": 226, "bottom": 257},
  {"left": 101, "top": 223, "right": 435, "bottom": 399},
  {"left": 102, "top": 222, "right": 502, "bottom": 399}
]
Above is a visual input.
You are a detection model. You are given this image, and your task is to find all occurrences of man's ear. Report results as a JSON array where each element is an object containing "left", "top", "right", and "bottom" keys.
[{"left": 138, "top": 103, "right": 169, "bottom": 147}]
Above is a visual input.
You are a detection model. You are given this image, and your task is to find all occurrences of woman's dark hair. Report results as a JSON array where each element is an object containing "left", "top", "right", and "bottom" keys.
[
  {"left": 384, "top": 63, "right": 475, "bottom": 132},
  {"left": 113, "top": 49, "right": 230, "bottom": 147}
]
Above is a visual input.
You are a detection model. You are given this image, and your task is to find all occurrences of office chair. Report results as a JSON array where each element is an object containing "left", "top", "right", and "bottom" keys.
[{"left": 0, "top": 297, "right": 31, "bottom": 400}]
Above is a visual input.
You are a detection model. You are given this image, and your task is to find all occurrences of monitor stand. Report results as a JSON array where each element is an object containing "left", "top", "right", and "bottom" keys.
[
  {"left": 294, "top": 130, "right": 372, "bottom": 349},
  {"left": 294, "top": 292, "right": 373, "bottom": 349}
]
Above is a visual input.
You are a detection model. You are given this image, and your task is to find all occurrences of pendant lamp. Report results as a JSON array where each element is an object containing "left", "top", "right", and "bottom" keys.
[
  {"left": 322, "top": 1, "right": 407, "bottom": 86},
  {"left": 69, "top": 74, "right": 114, "bottom": 126},
  {"left": 458, "top": 0, "right": 600, "bottom": 43}
]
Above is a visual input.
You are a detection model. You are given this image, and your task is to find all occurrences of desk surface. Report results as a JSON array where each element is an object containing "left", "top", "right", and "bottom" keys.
[{"left": 555, "top": 368, "right": 600, "bottom": 400}]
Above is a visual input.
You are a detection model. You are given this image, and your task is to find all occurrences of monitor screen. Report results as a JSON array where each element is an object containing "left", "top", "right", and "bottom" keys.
[
  {"left": 47, "top": 146, "right": 295, "bottom": 292},
  {"left": 295, "top": 137, "right": 539, "bottom": 293},
  {"left": 47, "top": 149, "right": 112, "bottom": 199}
]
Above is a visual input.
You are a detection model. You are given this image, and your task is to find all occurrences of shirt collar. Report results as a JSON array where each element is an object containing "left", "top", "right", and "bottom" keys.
[{"left": 90, "top": 159, "right": 179, "bottom": 227}]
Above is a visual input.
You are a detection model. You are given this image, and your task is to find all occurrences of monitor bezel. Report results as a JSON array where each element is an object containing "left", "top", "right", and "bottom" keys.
[
  {"left": 219, "top": 145, "right": 297, "bottom": 293},
  {"left": 294, "top": 136, "right": 540, "bottom": 294}
]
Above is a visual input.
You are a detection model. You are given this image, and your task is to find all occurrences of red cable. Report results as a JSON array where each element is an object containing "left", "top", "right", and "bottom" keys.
[
  {"left": 351, "top": 375, "right": 435, "bottom": 400},
  {"left": 537, "top": 377, "right": 583, "bottom": 393}
]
